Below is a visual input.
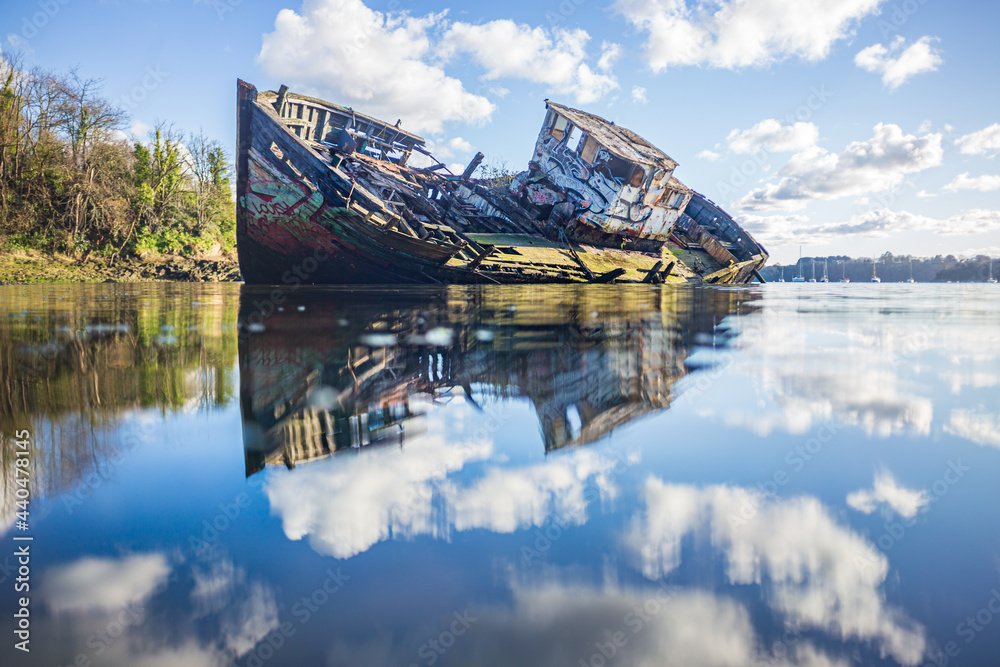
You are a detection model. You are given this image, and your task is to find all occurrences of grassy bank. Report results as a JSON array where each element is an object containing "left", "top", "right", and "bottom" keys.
[{"left": 0, "top": 249, "right": 240, "bottom": 284}]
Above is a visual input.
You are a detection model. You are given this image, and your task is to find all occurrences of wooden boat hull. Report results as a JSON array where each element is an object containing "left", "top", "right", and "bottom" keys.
[{"left": 236, "top": 82, "right": 468, "bottom": 285}]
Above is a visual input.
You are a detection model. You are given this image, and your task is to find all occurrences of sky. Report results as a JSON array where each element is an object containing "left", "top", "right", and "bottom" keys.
[{"left": 3, "top": 0, "right": 999, "bottom": 263}]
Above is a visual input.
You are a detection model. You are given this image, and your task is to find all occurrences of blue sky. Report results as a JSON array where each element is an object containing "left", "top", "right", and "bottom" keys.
[{"left": 3, "top": 0, "right": 999, "bottom": 263}]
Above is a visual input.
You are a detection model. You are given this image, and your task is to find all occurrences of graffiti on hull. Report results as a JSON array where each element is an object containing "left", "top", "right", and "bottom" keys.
[
  {"left": 531, "top": 136, "right": 652, "bottom": 225},
  {"left": 242, "top": 150, "right": 328, "bottom": 254}
]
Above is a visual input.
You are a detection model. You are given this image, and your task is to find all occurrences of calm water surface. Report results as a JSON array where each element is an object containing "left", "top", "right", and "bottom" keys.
[{"left": 1, "top": 283, "right": 999, "bottom": 667}]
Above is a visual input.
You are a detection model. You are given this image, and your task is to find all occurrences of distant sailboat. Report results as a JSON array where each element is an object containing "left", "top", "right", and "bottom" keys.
[
  {"left": 777, "top": 266, "right": 786, "bottom": 282},
  {"left": 839, "top": 260, "right": 850, "bottom": 283},
  {"left": 989, "top": 256, "right": 997, "bottom": 283},
  {"left": 808, "top": 259, "right": 817, "bottom": 283},
  {"left": 871, "top": 257, "right": 881, "bottom": 283},
  {"left": 820, "top": 258, "right": 830, "bottom": 283},
  {"left": 905, "top": 259, "right": 915, "bottom": 283},
  {"left": 792, "top": 246, "right": 806, "bottom": 282}
]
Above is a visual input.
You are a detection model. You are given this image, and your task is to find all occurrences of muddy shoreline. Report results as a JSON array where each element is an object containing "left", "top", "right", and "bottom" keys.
[{"left": 0, "top": 251, "right": 241, "bottom": 284}]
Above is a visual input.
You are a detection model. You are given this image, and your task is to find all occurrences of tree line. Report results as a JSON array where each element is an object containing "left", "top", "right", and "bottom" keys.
[
  {"left": 762, "top": 252, "right": 999, "bottom": 283},
  {"left": 0, "top": 55, "right": 235, "bottom": 259}
]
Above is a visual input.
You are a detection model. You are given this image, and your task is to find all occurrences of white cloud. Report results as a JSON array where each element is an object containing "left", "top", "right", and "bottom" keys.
[
  {"left": 947, "top": 408, "right": 1000, "bottom": 449},
  {"left": 745, "top": 208, "right": 1000, "bottom": 246},
  {"left": 738, "top": 124, "right": 943, "bottom": 211},
  {"left": 5, "top": 34, "right": 34, "bottom": 59},
  {"left": 447, "top": 137, "right": 474, "bottom": 154},
  {"left": 258, "top": 0, "right": 493, "bottom": 134},
  {"left": 726, "top": 119, "right": 819, "bottom": 154},
  {"left": 627, "top": 479, "right": 927, "bottom": 665},
  {"left": 189, "top": 557, "right": 280, "bottom": 657},
  {"left": 597, "top": 41, "right": 623, "bottom": 72},
  {"left": 41, "top": 553, "right": 171, "bottom": 613},
  {"left": 696, "top": 149, "right": 722, "bottom": 161},
  {"left": 265, "top": 417, "right": 625, "bottom": 558},
  {"left": 332, "top": 578, "right": 851, "bottom": 666},
  {"left": 443, "top": 449, "right": 621, "bottom": 533},
  {"left": 426, "top": 136, "right": 475, "bottom": 160},
  {"left": 615, "top": 0, "right": 884, "bottom": 71},
  {"left": 956, "top": 123, "right": 1000, "bottom": 156},
  {"left": 812, "top": 208, "right": 1000, "bottom": 238},
  {"left": 916, "top": 189, "right": 936, "bottom": 198},
  {"left": 944, "top": 172, "right": 1000, "bottom": 192},
  {"left": 440, "top": 20, "right": 618, "bottom": 104},
  {"left": 854, "top": 36, "right": 942, "bottom": 90},
  {"left": 738, "top": 213, "right": 811, "bottom": 245},
  {"left": 631, "top": 85, "right": 648, "bottom": 105},
  {"left": 847, "top": 470, "right": 929, "bottom": 519},
  {"left": 220, "top": 581, "right": 280, "bottom": 658},
  {"left": 130, "top": 119, "right": 152, "bottom": 139},
  {"left": 257, "top": 1, "right": 620, "bottom": 133},
  {"left": 266, "top": 434, "right": 491, "bottom": 558}
]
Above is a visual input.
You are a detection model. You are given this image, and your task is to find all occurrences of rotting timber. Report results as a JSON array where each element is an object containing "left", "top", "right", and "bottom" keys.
[{"left": 235, "top": 80, "right": 768, "bottom": 285}]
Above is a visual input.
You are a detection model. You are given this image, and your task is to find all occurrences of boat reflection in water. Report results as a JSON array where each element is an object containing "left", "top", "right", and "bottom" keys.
[{"left": 239, "top": 284, "right": 752, "bottom": 474}]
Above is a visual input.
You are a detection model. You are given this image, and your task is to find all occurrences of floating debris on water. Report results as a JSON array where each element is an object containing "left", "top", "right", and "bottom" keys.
[{"left": 359, "top": 333, "right": 398, "bottom": 347}]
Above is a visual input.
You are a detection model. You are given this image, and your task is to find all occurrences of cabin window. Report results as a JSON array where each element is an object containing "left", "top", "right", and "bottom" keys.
[
  {"left": 601, "top": 155, "right": 637, "bottom": 184},
  {"left": 664, "top": 191, "right": 684, "bottom": 208},
  {"left": 551, "top": 115, "right": 569, "bottom": 141},
  {"left": 628, "top": 166, "right": 645, "bottom": 187},
  {"left": 580, "top": 136, "right": 599, "bottom": 164},
  {"left": 566, "top": 125, "right": 583, "bottom": 148}
]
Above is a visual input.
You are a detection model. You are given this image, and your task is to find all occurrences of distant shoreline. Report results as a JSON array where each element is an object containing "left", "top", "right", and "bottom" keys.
[{"left": 0, "top": 250, "right": 240, "bottom": 284}]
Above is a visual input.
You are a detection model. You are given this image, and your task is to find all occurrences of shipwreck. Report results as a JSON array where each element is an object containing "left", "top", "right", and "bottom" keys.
[{"left": 235, "top": 80, "right": 767, "bottom": 285}]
